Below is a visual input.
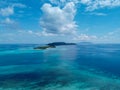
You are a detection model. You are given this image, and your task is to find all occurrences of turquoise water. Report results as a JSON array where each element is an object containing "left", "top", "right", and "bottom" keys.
[{"left": 0, "top": 44, "right": 120, "bottom": 90}]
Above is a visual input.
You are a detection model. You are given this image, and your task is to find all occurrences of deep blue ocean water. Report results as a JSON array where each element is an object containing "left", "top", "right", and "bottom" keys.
[{"left": 0, "top": 44, "right": 120, "bottom": 90}]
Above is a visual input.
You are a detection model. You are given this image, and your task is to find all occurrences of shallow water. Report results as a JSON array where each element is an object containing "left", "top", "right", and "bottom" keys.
[{"left": 0, "top": 44, "right": 120, "bottom": 90}]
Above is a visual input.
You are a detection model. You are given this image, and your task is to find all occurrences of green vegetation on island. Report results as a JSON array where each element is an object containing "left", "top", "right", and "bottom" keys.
[
  {"left": 34, "top": 42, "right": 76, "bottom": 50},
  {"left": 47, "top": 42, "right": 76, "bottom": 46}
]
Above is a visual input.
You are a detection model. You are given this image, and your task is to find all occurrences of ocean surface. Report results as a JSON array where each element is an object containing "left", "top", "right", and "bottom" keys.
[{"left": 0, "top": 44, "right": 120, "bottom": 90}]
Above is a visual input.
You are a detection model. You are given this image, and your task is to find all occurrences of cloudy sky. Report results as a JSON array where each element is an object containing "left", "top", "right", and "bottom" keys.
[{"left": 0, "top": 0, "right": 120, "bottom": 44}]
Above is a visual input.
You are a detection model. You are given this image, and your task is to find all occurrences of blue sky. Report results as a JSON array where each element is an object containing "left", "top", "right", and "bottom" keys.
[{"left": 0, "top": 0, "right": 120, "bottom": 44}]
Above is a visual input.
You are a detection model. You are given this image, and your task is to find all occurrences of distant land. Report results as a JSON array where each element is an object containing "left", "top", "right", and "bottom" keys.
[
  {"left": 34, "top": 42, "right": 76, "bottom": 50},
  {"left": 47, "top": 42, "right": 76, "bottom": 46},
  {"left": 78, "top": 42, "right": 93, "bottom": 45}
]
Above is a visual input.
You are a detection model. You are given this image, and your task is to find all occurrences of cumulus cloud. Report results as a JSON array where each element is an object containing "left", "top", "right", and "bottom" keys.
[
  {"left": 73, "top": 33, "right": 97, "bottom": 41},
  {"left": 40, "top": 0, "right": 116, "bottom": 41},
  {"left": 0, "top": 7, "right": 14, "bottom": 16},
  {"left": 89, "top": 29, "right": 120, "bottom": 43},
  {"left": 89, "top": 12, "right": 107, "bottom": 16},
  {"left": 100, "top": 29, "right": 120, "bottom": 39},
  {"left": 40, "top": 2, "right": 77, "bottom": 35},
  {"left": 49, "top": 0, "right": 78, "bottom": 5},
  {"left": 83, "top": 0, "right": 120, "bottom": 11},
  {"left": 2, "top": 18, "right": 14, "bottom": 24},
  {"left": 12, "top": 3, "right": 26, "bottom": 8},
  {"left": 0, "top": 18, "right": 15, "bottom": 26},
  {"left": 26, "top": 30, "right": 56, "bottom": 37},
  {"left": 0, "top": 2, "right": 26, "bottom": 17},
  {"left": 49, "top": 0, "right": 120, "bottom": 11},
  {"left": 0, "top": 18, "right": 20, "bottom": 30},
  {"left": 0, "top": 2, "right": 26, "bottom": 30}
]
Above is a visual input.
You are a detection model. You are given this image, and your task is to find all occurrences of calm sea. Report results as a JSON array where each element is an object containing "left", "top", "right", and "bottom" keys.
[{"left": 0, "top": 44, "right": 120, "bottom": 90}]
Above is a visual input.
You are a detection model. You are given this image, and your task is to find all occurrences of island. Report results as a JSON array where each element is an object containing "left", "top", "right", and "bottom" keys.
[
  {"left": 47, "top": 42, "right": 76, "bottom": 46},
  {"left": 34, "top": 42, "right": 76, "bottom": 50}
]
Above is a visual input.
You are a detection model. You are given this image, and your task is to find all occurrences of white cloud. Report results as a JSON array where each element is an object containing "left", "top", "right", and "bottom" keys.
[
  {"left": 12, "top": 3, "right": 26, "bottom": 8},
  {"left": 0, "top": 2, "right": 26, "bottom": 17},
  {"left": 41, "top": 31, "right": 58, "bottom": 36},
  {"left": 18, "top": 30, "right": 65, "bottom": 38},
  {"left": 89, "top": 12, "right": 107, "bottom": 16},
  {"left": 49, "top": 0, "right": 120, "bottom": 11},
  {"left": 0, "top": 7, "right": 14, "bottom": 16},
  {"left": 80, "top": 0, "right": 120, "bottom": 11},
  {"left": 101, "top": 29, "right": 120, "bottom": 39},
  {"left": 40, "top": 2, "right": 77, "bottom": 35},
  {"left": 73, "top": 33, "right": 97, "bottom": 41},
  {"left": 0, "top": 18, "right": 19, "bottom": 30},
  {"left": 49, "top": 0, "right": 67, "bottom": 6},
  {"left": 0, "top": 18, "right": 15, "bottom": 25},
  {"left": 3, "top": 18, "right": 14, "bottom": 24},
  {"left": 49, "top": 0, "right": 78, "bottom": 5},
  {"left": 27, "top": 30, "right": 58, "bottom": 37},
  {"left": 96, "top": 29, "right": 120, "bottom": 43}
]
